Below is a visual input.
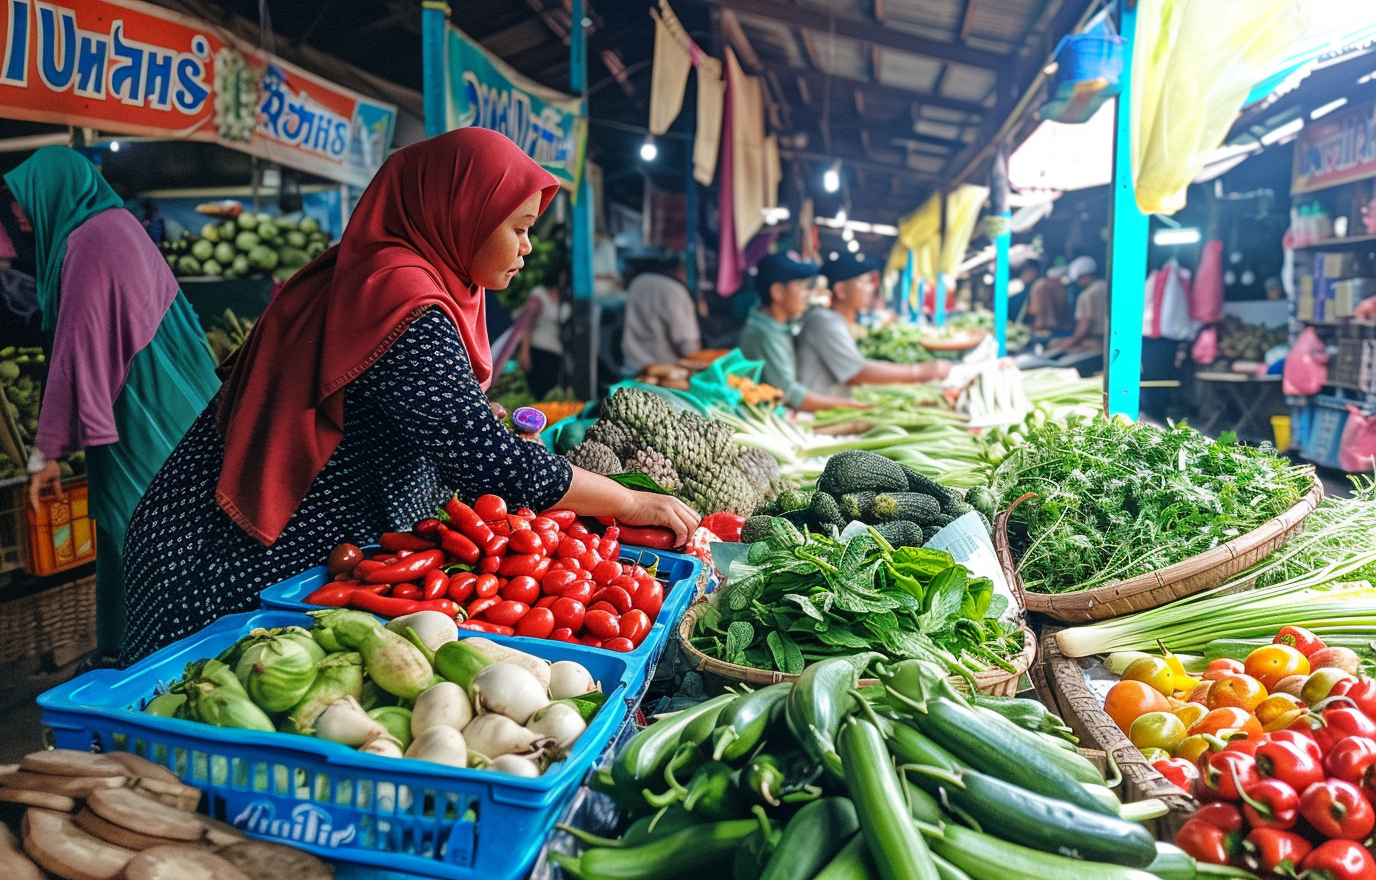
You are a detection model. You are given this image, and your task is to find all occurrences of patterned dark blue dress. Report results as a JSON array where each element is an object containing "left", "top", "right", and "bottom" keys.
[{"left": 120, "top": 310, "right": 573, "bottom": 665}]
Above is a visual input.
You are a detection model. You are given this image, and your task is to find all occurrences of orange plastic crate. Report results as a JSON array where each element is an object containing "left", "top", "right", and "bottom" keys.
[{"left": 24, "top": 478, "right": 96, "bottom": 576}]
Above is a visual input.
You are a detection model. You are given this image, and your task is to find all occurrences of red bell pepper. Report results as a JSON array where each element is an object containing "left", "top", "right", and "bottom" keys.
[
  {"left": 1299, "top": 778, "right": 1376, "bottom": 840},
  {"left": 1313, "top": 706, "right": 1376, "bottom": 755},
  {"left": 445, "top": 497, "right": 495, "bottom": 545},
  {"left": 1330, "top": 678, "right": 1376, "bottom": 723},
  {"left": 1236, "top": 777, "right": 1299, "bottom": 830},
  {"left": 1175, "top": 819, "right": 1242, "bottom": 866},
  {"left": 699, "top": 511, "right": 746, "bottom": 542},
  {"left": 1326, "top": 736, "right": 1376, "bottom": 786},
  {"left": 1274, "top": 625, "right": 1326, "bottom": 657},
  {"left": 1153, "top": 757, "right": 1199, "bottom": 793},
  {"left": 1243, "top": 828, "right": 1312, "bottom": 877},
  {"left": 1300, "top": 839, "right": 1376, "bottom": 880},
  {"left": 1255, "top": 738, "right": 1325, "bottom": 792},
  {"left": 363, "top": 549, "right": 446, "bottom": 584},
  {"left": 378, "top": 531, "right": 436, "bottom": 553},
  {"left": 1264, "top": 729, "right": 1322, "bottom": 761},
  {"left": 1202, "top": 750, "right": 1259, "bottom": 801}
]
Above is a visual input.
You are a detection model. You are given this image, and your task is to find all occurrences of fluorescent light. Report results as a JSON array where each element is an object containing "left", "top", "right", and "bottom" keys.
[
  {"left": 1359, "top": 70, "right": 1376, "bottom": 85},
  {"left": 1153, "top": 227, "right": 1201, "bottom": 246},
  {"left": 836, "top": 209, "right": 847, "bottom": 224},
  {"left": 640, "top": 140, "right": 657, "bottom": 161},
  {"left": 872, "top": 224, "right": 898, "bottom": 236},
  {"left": 761, "top": 206, "right": 790, "bottom": 223},
  {"left": 1261, "top": 118, "right": 1304, "bottom": 145},
  {"left": 1312, "top": 97, "right": 1348, "bottom": 120},
  {"left": 823, "top": 168, "right": 839, "bottom": 192},
  {"left": 109, "top": 141, "right": 119, "bottom": 152},
  {"left": 847, "top": 239, "right": 860, "bottom": 252},
  {"left": 983, "top": 273, "right": 994, "bottom": 284}
]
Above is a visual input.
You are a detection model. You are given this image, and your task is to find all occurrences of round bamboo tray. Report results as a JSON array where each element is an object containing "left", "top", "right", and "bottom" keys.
[
  {"left": 1031, "top": 627, "right": 1198, "bottom": 840},
  {"left": 676, "top": 602, "right": 1036, "bottom": 696},
  {"left": 919, "top": 329, "right": 986, "bottom": 352},
  {"left": 994, "top": 475, "right": 1324, "bottom": 623}
]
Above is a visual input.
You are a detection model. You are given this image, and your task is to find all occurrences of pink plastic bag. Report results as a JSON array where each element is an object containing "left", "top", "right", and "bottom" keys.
[
  {"left": 1191, "top": 239, "right": 1225, "bottom": 323},
  {"left": 1191, "top": 325, "right": 1219, "bottom": 365},
  {"left": 1282, "top": 327, "right": 1328, "bottom": 396},
  {"left": 1339, "top": 406, "right": 1376, "bottom": 473}
]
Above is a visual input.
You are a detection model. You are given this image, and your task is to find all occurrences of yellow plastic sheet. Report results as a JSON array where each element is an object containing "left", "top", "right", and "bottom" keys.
[
  {"left": 885, "top": 185, "right": 989, "bottom": 298},
  {"left": 1131, "top": 0, "right": 1305, "bottom": 214}
]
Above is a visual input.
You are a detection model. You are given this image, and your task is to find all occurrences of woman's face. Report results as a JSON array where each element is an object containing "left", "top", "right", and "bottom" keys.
[{"left": 471, "top": 191, "right": 541, "bottom": 289}]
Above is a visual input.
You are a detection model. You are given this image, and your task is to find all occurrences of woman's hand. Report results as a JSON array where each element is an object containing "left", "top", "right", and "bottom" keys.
[
  {"left": 614, "top": 491, "right": 701, "bottom": 547},
  {"left": 27, "top": 460, "right": 63, "bottom": 512}
]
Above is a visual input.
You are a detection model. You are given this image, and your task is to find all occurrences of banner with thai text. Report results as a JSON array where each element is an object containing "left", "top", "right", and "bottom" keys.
[
  {"left": 0, "top": 0, "right": 396, "bottom": 187},
  {"left": 1293, "top": 99, "right": 1376, "bottom": 194}
]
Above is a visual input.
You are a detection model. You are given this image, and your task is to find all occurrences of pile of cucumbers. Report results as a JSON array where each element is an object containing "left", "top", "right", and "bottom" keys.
[{"left": 552, "top": 655, "right": 1249, "bottom": 880}]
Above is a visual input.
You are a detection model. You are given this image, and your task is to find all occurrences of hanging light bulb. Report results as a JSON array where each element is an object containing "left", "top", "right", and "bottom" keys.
[
  {"left": 823, "top": 161, "right": 840, "bottom": 193},
  {"left": 836, "top": 208, "right": 847, "bottom": 224},
  {"left": 109, "top": 141, "right": 120, "bottom": 153},
  {"left": 847, "top": 239, "right": 860, "bottom": 253},
  {"left": 841, "top": 227, "right": 854, "bottom": 242},
  {"left": 640, "top": 137, "right": 657, "bottom": 162}
]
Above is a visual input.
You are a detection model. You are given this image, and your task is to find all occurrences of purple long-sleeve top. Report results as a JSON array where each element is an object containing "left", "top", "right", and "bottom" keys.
[{"left": 34, "top": 208, "right": 179, "bottom": 460}]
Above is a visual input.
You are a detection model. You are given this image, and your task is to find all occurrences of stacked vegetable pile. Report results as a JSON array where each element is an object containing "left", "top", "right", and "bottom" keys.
[
  {"left": 565, "top": 388, "right": 784, "bottom": 516},
  {"left": 0, "top": 747, "right": 334, "bottom": 880},
  {"left": 556, "top": 656, "right": 1209, "bottom": 880},
  {"left": 856, "top": 323, "right": 934, "bottom": 363},
  {"left": 990, "top": 415, "right": 1314, "bottom": 595},
  {"left": 143, "top": 611, "right": 605, "bottom": 778},
  {"left": 204, "top": 309, "right": 255, "bottom": 365},
  {"left": 689, "top": 516, "right": 1023, "bottom": 679},
  {"left": 0, "top": 347, "right": 85, "bottom": 480},
  {"left": 160, "top": 213, "right": 328, "bottom": 283},
  {"left": 758, "top": 450, "right": 996, "bottom": 543},
  {"left": 306, "top": 495, "right": 670, "bottom": 651},
  {"left": 1217, "top": 316, "right": 1288, "bottom": 365}
]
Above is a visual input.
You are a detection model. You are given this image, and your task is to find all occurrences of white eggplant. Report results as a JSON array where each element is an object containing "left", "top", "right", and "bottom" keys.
[{"left": 461, "top": 638, "right": 552, "bottom": 690}]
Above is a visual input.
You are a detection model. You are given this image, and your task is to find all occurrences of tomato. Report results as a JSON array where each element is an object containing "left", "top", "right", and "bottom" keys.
[
  {"left": 1177, "top": 735, "right": 1216, "bottom": 766},
  {"left": 1254, "top": 693, "right": 1304, "bottom": 727},
  {"left": 589, "top": 586, "right": 633, "bottom": 615},
  {"left": 558, "top": 536, "right": 588, "bottom": 559},
  {"left": 1299, "top": 779, "right": 1376, "bottom": 840},
  {"left": 541, "top": 569, "right": 578, "bottom": 596},
  {"left": 567, "top": 522, "right": 590, "bottom": 537},
  {"left": 502, "top": 575, "right": 541, "bottom": 604},
  {"left": 1175, "top": 703, "right": 1209, "bottom": 730},
  {"left": 549, "top": 627, "right": 578, "bottom": 643},
  {"left": 1122, "top": 657, "right": 1177, "bottom": 696},
  {"left": 327, "top": 543, "right": 364, "bottom": 577},
  {"left": 1129, "top": 711, "right": 1188, "bottom": 754},
  {"left": 535, "top": 596, "right": 559, "bottom": 609},
  {"left": 514, "top": 607, "right": 556, "bottom": 639},
  {"left": 508, "top": 529, "right": 545, "bottom": 556},
  {"left": 530, "top": 516, "right": 559, "bottom": 534},
  {"left": 632, "top": 579, "right": 665, "bottom": 619},
  {"left": 588, "top": 601, "right": 620, "bottom": 617},
  {"left": 483, "top": 600, "right": 529, "bottom": 628},
  {"left": 583, "top": 609, "right": 620, "bottom": 640},
  {"left": 1274, "top": 625, "right": 1326, "bottom": 658},
  {"left": 620, "top": 609, "right": 652, "bottom": 647},
  {"left": 1207, "top": 674, "right": 1269, "bottom": 713},
  {"left": 1190, "top": 707, "right": 1264, "bottom": 740},
  {"left": 477, "top": 555, "right": 502, "bottom": 574},
  {"left": 473, "top": 494, "right": 508, "bottom": 522},
  {"left": 473, "top": 573, "right": 500, "bottom": 598},
  {"left": 1245, "top": 644, "right": 1310, "bottom": 691},
  {"left": 1204, "top": 658, "right": 1246, "bottom": 680},
  {"left": 591, "top": 560, "right": 624, "bottom": 586},
  {"left": 576, "top": 634, "right": 603, "bottom": 648},
  {"left": 1104, "top": 680, "right": 1173, "bottom": 734},
  {"left": 610, "top": 574, "right": 640, "bottom": 595},
  {"left": 579, "top": 551, "right": 604, "bottom": 572},
  {"left": 1187, "top": 682, "right": 1213, "bottom": 705},
  {"left": 550, "top": 598, "right": 586, "bottom": 633},
  {"left": 603, "top": 637, "right": 635, "bottom": 653},
  {"left": 563, "top": 580, "right": 595, "bottom": 605}
]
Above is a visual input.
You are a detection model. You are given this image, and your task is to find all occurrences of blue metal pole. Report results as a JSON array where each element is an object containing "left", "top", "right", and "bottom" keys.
[
  {"left": 685, "top": 135, "right": 697, "bottom": 296},
  {"left": 933, "top": 192, "right": 948, "bottom": 327},
  {"left": 420, "top": 2, "right": 449, "bottom": 138},
  {"left": 570, "top": 0, "right": 593, "bottom": 306},
  {"left": 899, "top": 249, "right": 913, "bottom": 319},
  {"left": 994, "top": 221, "right": 1010, "bottom": 357},
  {"left": 1106, "top": 0, "right": 1149, "bottom": 419}
]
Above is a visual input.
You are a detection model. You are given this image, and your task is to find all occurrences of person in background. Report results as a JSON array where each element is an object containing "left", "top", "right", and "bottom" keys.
[
  {"left": 1356, "top": 295, "right": 1376, "bottom": 320},
  {"left": 1265, "top": 276, "right": 1285, "bottom": 301},
  {"left": 519, "top": 254, "right": 570, "bottom": 399},
  {"left": 1047, "top": 257, "right": 1108, "bottom": 355},
  {"left": 740, "top": 254, "right": 865, "bottom": 412},
  {"left": 621, "top": 256, "right": 700, "bottom": 376},
  {"left": 0, "top": 217, "right": 42, "bottom": 350},
  {"left": 795, "top": 256, "right": 951, "bottom": 399},
  {"left": 7, "top": 147, "right": 222, "bottom": 667},
  {"left": 1022, "top": 258, "right": 1073, "bottom": 339}
]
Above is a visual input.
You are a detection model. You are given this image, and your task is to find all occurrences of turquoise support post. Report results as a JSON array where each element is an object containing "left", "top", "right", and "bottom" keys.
[
  {"left": 934, "top": 273, "right": 948, "bottom": 327},
  {"left": 570, "top": 0, "right": 597, "bottom": 396},
  {"left": 994, "top": 222, "right": 1010, "bottom": 356},
  {"left": 1106, "top": 0, "right": 1148, "bottom": 418},
  {"left": 899, "top": 249, "right": 913, "bottom": 319},
  {"left": 915, "top": 274, "right": 925, "bottom": 319},
  {"left": 421, "top": 2, "right": 448, "bottom": 138}
]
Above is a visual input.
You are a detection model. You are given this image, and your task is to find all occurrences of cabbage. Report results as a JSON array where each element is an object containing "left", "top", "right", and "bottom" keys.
[
  {"left": 234, "top": 231, "right": 260, "bottom": 252},
  {"left": 213, "top": 242, "right": 236, "bottom": 265},
  {"left": 190, "top": 239, "right": 214, "bottom": 262},
  {"left": 200, "top": 259, "right": 222, "bottom": 277}
]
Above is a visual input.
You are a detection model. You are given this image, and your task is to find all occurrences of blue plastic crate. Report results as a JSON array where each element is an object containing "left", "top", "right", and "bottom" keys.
[
  {"left": 1300, "top": 395, "right": 1352, "bottom": 470},
  {"left": 259, "top": 547, "right": 702, "bottom": 701},
  {"left": 37, "top": 610, "right": 637, "bottom": 880}
]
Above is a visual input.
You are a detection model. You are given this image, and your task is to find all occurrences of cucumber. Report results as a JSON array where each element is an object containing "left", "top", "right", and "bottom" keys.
[
  {"left": 713, "top": 683, "right": 791, "bottom": 762},
  {"left": 812, "top": 834, "right": 877, "bottom": 880},
  {"left": 759, "top": 798, "right": 859, "bottom": 880},
  {"left": 927, "top": 825, "right": 1163, "bottom": 880},
  {"left": 970, "top": 706, "right": 1104, "bottom": 785},
  {"left": 1145, "top": 843, "right": 1197, "bottom": 880}
]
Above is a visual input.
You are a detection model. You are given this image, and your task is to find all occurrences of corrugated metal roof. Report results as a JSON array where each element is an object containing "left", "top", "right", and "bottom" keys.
[
  {"left": 939, "top": 64, "right": 996, "bottom": 101},
  {"left": 806, "top": 32, "right": 872, "bottom": 79},
  {"left": 876, "top": 48, "right": 944, "bottom": 93}
]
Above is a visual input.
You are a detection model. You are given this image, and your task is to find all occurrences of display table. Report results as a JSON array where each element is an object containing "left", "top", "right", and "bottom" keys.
[{"left": 1194, "top": 372, "right": 1284, "bottom": 442}]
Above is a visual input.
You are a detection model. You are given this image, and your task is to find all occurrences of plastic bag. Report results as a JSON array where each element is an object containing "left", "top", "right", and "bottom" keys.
[
  {"left": 1191, "top": 326, "right": 1218, "bottom": 365},
  {"left": 1132, "top": 0, "right": 1307, "bottom": 214},
  {"left": 1339, "top": 406, "right": 1376, "bottom": 473},
  {"left": 1281, "top": 326, "right": 1329, "bottom": 396},
  {"left": 1142, "top": 259, "right": 1194, "bottom": 341},
  {"left": 1191, "top": 240, "right": 1225, "bottom": 323}
]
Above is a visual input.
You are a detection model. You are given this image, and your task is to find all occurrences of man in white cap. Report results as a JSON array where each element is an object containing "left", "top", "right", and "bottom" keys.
[{"left": 1047, "top": 256, "right": 1107, "bottom": 354}]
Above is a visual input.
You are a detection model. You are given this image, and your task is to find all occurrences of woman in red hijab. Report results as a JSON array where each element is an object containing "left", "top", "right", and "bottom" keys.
[{"left": 119, "top": 129, "right": 698, "bottom": 664}]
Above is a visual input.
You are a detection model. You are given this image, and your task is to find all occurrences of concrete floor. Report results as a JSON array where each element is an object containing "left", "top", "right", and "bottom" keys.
[{"left": 0, "top": 654, "right": 77, "bottom": 764}]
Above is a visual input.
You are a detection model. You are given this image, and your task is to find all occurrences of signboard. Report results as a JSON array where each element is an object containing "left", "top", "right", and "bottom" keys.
[
  {"left": 440, "top": 23, "right": 583, "bottom": 188},
  {"left": 1293, "top": 99, "right": 1376, "bottom": 194},
  {"left": 0, "top": 0, "right": 396, "bottom": 188}
]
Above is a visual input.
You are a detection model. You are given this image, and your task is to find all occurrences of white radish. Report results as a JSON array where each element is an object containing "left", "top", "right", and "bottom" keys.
[
  {"left": 461, "top": 639, "right": 552, "bottom": 689},
  {"left": 548, "top": 661, "right": 598, "bottom": 700},
  {"left": 488, "top": 754, "right": 542, "bottom": 778},
  {"left": 527, "top": 702, "right": 587, "bottom": 755},
  {"left": 470, "top": 662, "right": 548, "bottom": 725},
  {"left": 462, "top": 714, "right": 548, "bottom": 759},
  {"left": 358, "top": 733, "right": 405, "bottom": 759},
  {"left": 405, "top": 727, "right": 468, "bottom": 767},
  {"left": 411, "top": 682, "right": 473, "bottom": 736},
  {"left": 314, "top": 696, "right": 388, "bottom": 747},
  {"left": 386, "top": 612, "right": 459, "bottom": 660}
]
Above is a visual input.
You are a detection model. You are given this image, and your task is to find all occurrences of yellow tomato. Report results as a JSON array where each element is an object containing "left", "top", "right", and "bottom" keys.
[
  {"left": 1174, "top": 702, "right": 1209, "bottom": 730},
  {"left": 1130, "top": 712, "right": 1188, "bottom": 755},
  {"left": 1254, "top": 693, "right": 1304, "bottom": 727},
  {"left": 1245, "top": 644, "right": 1311, "bottom": 692},
  {"left": 1122, "top": 657, "right": 1177, "bottom": 696},
  {"left": 1176, "top": 734, "right": 1213, "bottom": 765},
  {"left": 1206, "top": 674, "right": 1269, "bottom": 713}
]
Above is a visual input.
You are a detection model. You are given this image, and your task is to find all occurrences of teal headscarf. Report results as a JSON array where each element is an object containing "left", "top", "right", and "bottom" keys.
[{"left": 4, "top": 146, "right": 123, "bottom": 331}]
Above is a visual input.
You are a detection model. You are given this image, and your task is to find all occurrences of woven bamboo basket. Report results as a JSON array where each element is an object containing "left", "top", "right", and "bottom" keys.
[
  {"left": 1031, "top": 627, "right": 1198, "bottom": 839},
  {"left": 994, "top": 475, "right": 1324, "bottom": 623},
  {"left": 676, "top": 602, "right": 1036, "bottom": 696}
]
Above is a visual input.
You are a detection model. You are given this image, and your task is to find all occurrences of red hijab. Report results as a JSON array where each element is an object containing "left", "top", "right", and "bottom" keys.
[{"left": 216, "top": 128, "right": 558, "bottom": 545}]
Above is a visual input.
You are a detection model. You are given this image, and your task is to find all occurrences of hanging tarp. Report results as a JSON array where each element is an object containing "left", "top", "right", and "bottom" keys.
[
  {"left": 0, "top": 0, "right": 397, "bottom": 188},
  {"left": 425, "top": 20, "right": 584, "bottom": 189},
  {"left": 885, "top": 185, "right": 989, "bottom": 286}
]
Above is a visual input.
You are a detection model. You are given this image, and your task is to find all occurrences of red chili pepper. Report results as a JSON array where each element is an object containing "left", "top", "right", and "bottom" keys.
[
  {"left": 458, "top": 621, "right": 515, "bottom": 636},
  {"left": 413, "top": 518, "right": 444, "bottom": 535},
  {"left": 508, "top": 530, "right": 545, "bottom": 556},
  {"left": 515, "top": 507, "right": 535, "bottom": 518},
  {"left": 483, "top": 535, "right": 510, "bottom": 557},
  {"left": 590, "top": 586, "right": 633, "bottom": 615},
  {"left": 498, "top": 553, "right": 541, "bottom": 578},
  {"left": 422, "top": 568, "right": 450, "bottom": 601},
  {"left": 615, "top": 524, "right": 678, "bottom": 550},
  {"left": 633, "top": 579, "right": 664, "bottom": 619},
  {"left": 467, "top": 596, "right": 500, "bottom": 619},
  {"left": 354, "top": 559, "right": 386, "bottom": 579},
  {"left": 414, "top": 598, "right": 460, "bottom": 616},
  {"left": 1202, "top": 751, "right": 1258, "bottom": 801},
  {"left": 490, "top": 519, "right": 511, "bottom": 538},
  {"left": 535, "top": 529, "right": 561, "bottom": 554},
  {"left": 1175, "top": 819, "right": 1241, "bottom": 866},
  {"left": 620, "top": 609, "right": 651, "bottom": 647},
  {"left": 483, "top": 600, "right": 529, "bottom": 628},
  {"left": 478, "top": 556, "right": 502, "bottom": 574},
  {"left": 392, "top": 583, "right": 423, "bottom": 600},
  {"left": 601, "top": 540, "right": 621, "bottom": 561},
  {"left": 585, "top": 534, "right": 601, "bottom": 552},
  {"left": 1274, "top": 625, "right": 1326, "bottom": 657},
  {"left": 576, "top": 635, "right": 603, "bottom": 649},
  {"left": 1300, "top": 839, "right": 1376, "bottom": 880},
  {"left": 349, "top": 592, "right": 423, "bottom": 617},
  {"left": 540, "top": 509, "right": 577, "bottom": 530},
  {"left": 473, "top": 574, "right": 500, "bottom": 599},
  {"left": 1244, "top": 828, "right": 1312, "bottom": 877},
  {"left": 363, "top": 549, "right": 446, "bottom": 584},
  {"left": 530, "top": 516, "right": 559, "bottom": 533},
  {"left": 1152, "top": 757, "right": 1199, "bottom": 793},
  {"left": 435, "top": 526, "right": 481, "bottom": 565},
  {"left": 305, "top": 584, "right": 366, "bottom": 607},
  {"left": 1237, "top": 777, "right": 1300, "bottom": 830},
  {"left": 579, "top": 551, "right": 604, "bottom": 572},
  {"left": 379, "top": 531, "right": 436, "bottom": 553},
  {"left": 591, "top": 560, "right": 624, "bottom": 586},
  {"left": 1256, "top": 738, "right": 1325, "bottom": 792},
  {"left": 508, "top": 515, "right": 532, "bottom": 532},
  {"left": 448, "top": 572, "right": 478, "bottom": 603},
  {"left": 1300, "top": 779, "right": 1376, "bottom": 840},
  {"left": 699, "top": 512, "right": 746, "bottom": 542},
  {"left": 514, "top": 607, "right": 555, "bottom": 639},
  {"left": 474, "top": 494, "right": 508, "bottom": 522},
  {"left": 1327, "top": 737, "right": 1376, "bottom": 786},
  {"left": 445, "top": 497, "right": 495, "bottom": 545}
]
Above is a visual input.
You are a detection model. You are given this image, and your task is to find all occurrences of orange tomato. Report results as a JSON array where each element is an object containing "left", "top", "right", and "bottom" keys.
[
  {"left": 1244, "top": 644, "right": 1310, "bottom": 691},
  {"left": 1174, "top": 702, "right": 1209, "bottom": 730},
  {"left": 1177, "top": 734, "right": 1214, "bottom": 765},
  {"left": 1206, "top": 674, "right": 1269, "bottom": 713},
  {"left": 1104, "top": 680, "right": 1173, "bottom": 734},
  {"left": 1254, "top": 692, "right": 1305, "bottom": 726},
  {"left": 1208, "top": 658, "right": 1246, "bottom": 675},
  {"left": 1189, "top": 706, "right": 1264, "bottom": 740},
  {"left": 1187, "top": 682, "right": 1213, "bottom": 705}
]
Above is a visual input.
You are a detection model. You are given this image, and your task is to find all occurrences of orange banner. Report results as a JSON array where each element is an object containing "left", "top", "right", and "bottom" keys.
[{"left": 0, "top": 0, "right": 396, "bottom": 187}]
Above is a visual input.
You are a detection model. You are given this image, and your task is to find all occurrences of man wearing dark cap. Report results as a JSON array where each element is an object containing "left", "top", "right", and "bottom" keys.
[
  {"left": 739, "top": 253, "right": 863, "bottom": 412},
  {"left": 795, "top": 256, "right": 951, "bottom": 399}
]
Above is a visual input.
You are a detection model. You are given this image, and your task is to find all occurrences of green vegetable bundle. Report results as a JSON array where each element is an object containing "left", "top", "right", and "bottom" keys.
[
  {"left": 160, "top": 211, "right": 328, "bottom": 283},
  {"left": 990, "top": 414, "right": 1314, "bottom": 595},
  {"left": 856, "top": 323, "right": 933, "bottom": 363}
]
